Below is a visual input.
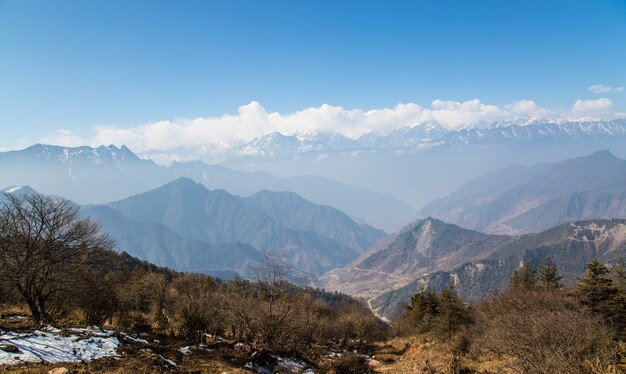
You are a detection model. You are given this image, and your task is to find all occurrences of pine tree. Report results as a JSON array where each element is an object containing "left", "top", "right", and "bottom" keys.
[
  {"left": 575, "top": 259, "right": 625, "bottom": 336},
  {"left": 510, "top": 261, "right": 537, "bottom": 289},
  {"left": 433, "top": 282, "right": 470, "bottom": 340},
  {"left": 612, "top": 264, "right": 626, "bottom": 294},
  {"left": 407, "top": 288, "right": 438, "bottom": 332},
  {"left": 538, "top": 257, "right": 562, "bottom": 289}
]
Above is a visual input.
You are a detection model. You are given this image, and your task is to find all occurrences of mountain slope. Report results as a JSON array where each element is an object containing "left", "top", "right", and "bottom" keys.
[
  {"left": 371, "top": 219, "right": 626, "bottom": 318},
  {"left": 317, "top": 218, "right": 513, "bottom": 300},
  {"left": 240, "top": 190, "right": 386, "bottom": 253},
  {"left": 0, "top": 144, "right": 169, "bottom": 204},
  {"left": 420, "top": 150, "right": 626, "bottom": 234},
  {"left": 81, "top": 205, "right": 263, "bottom": 278},
  {"left": 105, "top": 178, "right": 361, "bottom": 276},
  {"left": 169, "top": 161, "right": 414, "bottom": 231}
]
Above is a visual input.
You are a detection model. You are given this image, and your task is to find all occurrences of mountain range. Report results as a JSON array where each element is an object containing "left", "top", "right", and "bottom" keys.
[
  {"left": 81, "top": 178, "right": 385, "bottom": 278},
  {"left": 140, "top": 119, "right": 626, "bottom": 164},
  {"left": 0, "top": 144, "right": 414, "bottom": 231},
  {"left": 319, "top": 217, "right": 626, "bottom": 319},
  {"left": 317, "top": 218, "right": 514, "bottom": 303},
  {"left": 420, "top": 150, "right": 626, "bottom": 234},
  {"left": 218, "top": 120, "right": 626, "bottom": 209},
  {"left": 370, "top": 218, "right": 626, "bottom": 318},
  {"left": 318, "top": 149, "right": 626, "bottom": 317}
]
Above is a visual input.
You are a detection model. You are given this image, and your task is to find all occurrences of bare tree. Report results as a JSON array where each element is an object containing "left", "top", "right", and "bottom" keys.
[{"left": 0, "top": 193, "right": 112, "bottom": 323}]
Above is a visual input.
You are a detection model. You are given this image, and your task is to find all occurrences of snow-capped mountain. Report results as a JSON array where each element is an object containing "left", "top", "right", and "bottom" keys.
[
  {"left": 0, "top": 144, "right": 170, "bottom": 204},
  {"left": 214, "top": 118, "right": 626, "bottom": 210},
  {"left": 443, "top": 120, "right": 626, "bottom": 146},
  {"left": 137, "top": 119, "right": 626, "bottom": 164}
]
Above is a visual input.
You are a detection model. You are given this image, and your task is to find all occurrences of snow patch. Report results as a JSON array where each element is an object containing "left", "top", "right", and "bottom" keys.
[
  {"left": 3, "top": 186, "right": 23, "bottom": 194},
  {"left": 0, "top": 327, "right": 120, "bottom": 365}
]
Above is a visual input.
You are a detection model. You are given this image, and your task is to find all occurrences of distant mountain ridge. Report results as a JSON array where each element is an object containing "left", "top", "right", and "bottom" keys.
[
  {"left": 0, "top": 144, "right": 167, "bottom": 204},
  {"left": 3, "top": 180, "right": 384, "bottom": 279},
  {"left": 0, "top": 144, "right": 414, "bottom": 231},
  {"left": 142, "top": 119, "right": 626, "bottom": 164},
  {"left": 86, "top": 178, "right": 386, "bottom": 277},
  {"left": 81, "top": 204, "right": 262, "bottom": 278},
  {"left": 420, "top": 150, "right": 626, "bottom": 234}
]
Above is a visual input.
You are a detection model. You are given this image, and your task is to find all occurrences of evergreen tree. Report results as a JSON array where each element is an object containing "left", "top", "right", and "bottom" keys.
[
  {"left": 575, "top": 259, "right": 625, "bottom": 336},
  {"left": 510, "top": 261, "right": 537, "bottom": 290},
  {"left": 433, "top": 282, "right": 470, "bottom": 340},
  {"left": 612, "top": 264, "right": 626, "bottom": 294},
  {"left": 538, "top": 257, "right": 562, "bottom": 289},
  {"left": 407, "top": 288, "right": 438, "bottom": 332}
]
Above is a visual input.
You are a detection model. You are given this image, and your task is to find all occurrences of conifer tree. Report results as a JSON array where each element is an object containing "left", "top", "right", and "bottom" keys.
[
  {"left": 538, "top": 257, "right": 562, "bottom": 289},
  {"left": 407, "top": 288, "right": 438, "bottom": 332},
  {"left": 433, "top": 282, "right": 470, "bottom": 340},
  {"left": 575, "top": 259, "right": 625, "bottom": 336},
  {"left": 510, "top": 261, "right": 537, "bottom": 289},
  {"left": 612, "top": 264, "right": 626, "bottom": 294}
]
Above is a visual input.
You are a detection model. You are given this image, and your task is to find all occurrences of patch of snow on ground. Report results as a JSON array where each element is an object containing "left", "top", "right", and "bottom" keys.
[
  {"left": 122, "top": 334, "right": 150, "bottom": 344},
  {"left": 276, "top": 356, "right": 311, "bottom": 372},
  {"left": 245, "top": 356, "right": 314, "bottom": 374},
  {"left": 0, "top": 328, "right": 120, "bottom": 365},
  {"left": 179, "top": 346, "right": 192, "bottom": 355}
]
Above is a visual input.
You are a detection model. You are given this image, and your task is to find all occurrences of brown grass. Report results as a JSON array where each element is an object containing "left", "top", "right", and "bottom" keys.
[{"left": 371, "top": 336, "right": 513, "bottom": 374}]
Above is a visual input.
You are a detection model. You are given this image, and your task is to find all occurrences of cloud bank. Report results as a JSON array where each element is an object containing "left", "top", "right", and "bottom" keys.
[{"left": 39, "top": 98, "right": 622, "bottom": 154}]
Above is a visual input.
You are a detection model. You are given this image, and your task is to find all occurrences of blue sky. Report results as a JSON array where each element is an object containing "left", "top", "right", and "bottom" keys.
[{"left": 1, "top": 0, "right": 625, "bottom": 148}]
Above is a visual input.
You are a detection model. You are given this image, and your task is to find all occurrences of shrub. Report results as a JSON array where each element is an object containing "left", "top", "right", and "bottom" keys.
[{"left": 472, "top": 288, "right": 616, "bottom": 374}]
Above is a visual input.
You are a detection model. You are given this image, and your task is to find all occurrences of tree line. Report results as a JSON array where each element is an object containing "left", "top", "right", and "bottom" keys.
[
  {"left": 0, "top": 192, "right": 387, "bottom": 360},
  {"left": 399, "top": 257, "right": 626, "bottom": 373}
]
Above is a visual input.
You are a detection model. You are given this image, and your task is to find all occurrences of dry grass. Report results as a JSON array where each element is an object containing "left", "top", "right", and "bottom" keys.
[{"left": 371, "top": 336, "right": 513, "bottom": 374}]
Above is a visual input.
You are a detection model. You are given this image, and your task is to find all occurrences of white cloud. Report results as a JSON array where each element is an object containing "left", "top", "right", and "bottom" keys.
[
  {"left": 571, "top": 98, "right": 614, "bottom": 116},
  {"left": 615, "top": 112, "right": 626, "bottom": 119},
  {"left": 41, "top": 102, "right": 429, "bottom": 152},
  {"left": 422, "top": 99, "right": 510, "bottom": 129},
  {"left": 38, "top": 98, "right": 621, "bottom": 153},
  {"left": 589, "top": 84, "right": 624, "bottom": 94},
  {"left": 39, "top": 130, "right": 88, "bottom": 147},
  {"left": 505, "top": 100, "right": 552, "bottom": 118}
]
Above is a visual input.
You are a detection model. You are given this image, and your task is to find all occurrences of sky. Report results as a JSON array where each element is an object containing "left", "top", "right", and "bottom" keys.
[{"left": 1, "top": 0, "right": 625, "bottom": 150}]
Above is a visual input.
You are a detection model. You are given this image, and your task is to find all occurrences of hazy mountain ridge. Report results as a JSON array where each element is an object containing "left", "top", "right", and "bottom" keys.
[
  {"left": 240, "top": 190, "right": 385, "bottom": 253},
  {"left": 371, "top": 219, "right": 626, "bottom": 318},
  {"left": 3, "top": 180, "right": 382, "bottom": 279},
  {"left": 420, "top": 150, "right": 626, "bottom": 234},
  {"left": 169, "top": 160, "right": 413, "bottom": 231},
  {"left": 0, "top": 144, "right": 414, "bottom": 231},
  {"left": 80, "top": 205, "right": 263, "bottom": 278},
  {"left": 0, "top": 144, "right": 168, "bottom": 204},
  {"left": 100, "top": 178, "right": 381, "bottom": 277},
  {"left": 220, "top": 121, "right": 626, "bottom": 210}
]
